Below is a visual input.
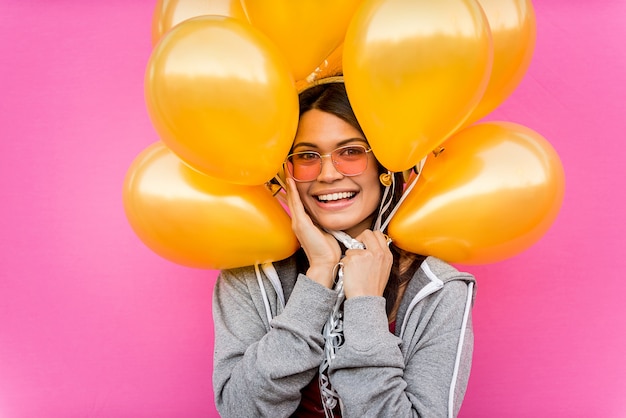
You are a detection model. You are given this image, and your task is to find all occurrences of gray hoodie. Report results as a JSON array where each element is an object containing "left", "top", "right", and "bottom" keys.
[{"left": 212, "top": 254, "right": 476, "bottom": 417}]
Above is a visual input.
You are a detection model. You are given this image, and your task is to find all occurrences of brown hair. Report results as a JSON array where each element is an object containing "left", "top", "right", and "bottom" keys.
[{"left": 298, "top": 81, "right": 425, "bottom": 317}]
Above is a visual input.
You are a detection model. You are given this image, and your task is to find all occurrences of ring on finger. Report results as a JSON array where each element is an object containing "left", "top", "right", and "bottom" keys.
[{"left": 383, "top": 233, "right": 393, "bottom": 247}]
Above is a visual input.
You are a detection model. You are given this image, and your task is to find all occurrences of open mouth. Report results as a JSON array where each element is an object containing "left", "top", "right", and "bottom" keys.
[{"left": 315, "top": 191, "right": 356, "bottom": 202}]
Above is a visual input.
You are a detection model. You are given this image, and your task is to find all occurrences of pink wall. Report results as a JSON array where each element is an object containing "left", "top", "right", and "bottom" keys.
[{"left": 1, "top": 1, "right": 624, "bottom": 417}]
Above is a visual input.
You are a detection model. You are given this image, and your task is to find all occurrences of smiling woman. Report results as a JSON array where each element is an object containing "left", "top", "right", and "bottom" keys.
[
  {"left": 289, "top": 110, "right": 380, "bottom": 238},
  {"left": 211, "top": 78, "right": 477, "bottom": 417}
]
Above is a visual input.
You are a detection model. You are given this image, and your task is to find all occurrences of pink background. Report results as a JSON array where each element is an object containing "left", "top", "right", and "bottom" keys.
[{"left": 1, "top": 1, "right": 625, "bottom": 417}]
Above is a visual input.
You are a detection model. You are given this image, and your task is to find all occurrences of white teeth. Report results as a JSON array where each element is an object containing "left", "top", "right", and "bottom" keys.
[{"left": 317, "top": 192, "right": 355, "bottom": 202}]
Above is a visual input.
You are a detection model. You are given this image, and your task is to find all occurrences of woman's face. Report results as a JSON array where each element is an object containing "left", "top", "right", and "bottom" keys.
[{"left": 290, "top": 109, "right": 381, "bottom": 238}]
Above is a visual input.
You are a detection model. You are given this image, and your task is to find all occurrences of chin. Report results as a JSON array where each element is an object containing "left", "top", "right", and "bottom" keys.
[
  {"left": 313, "top": 214, "right": 349, "bottom": 231},
  {"left": 316, "top": 213, "right": 373, "bottom": 237}
]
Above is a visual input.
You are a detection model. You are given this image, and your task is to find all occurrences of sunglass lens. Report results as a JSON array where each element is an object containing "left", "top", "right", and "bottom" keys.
[
  {"left": 287, "top": 159, "right": 319, "bottom": 182},
  {"left": 334, "top": 146, "right": 368, "bottom": 175}
]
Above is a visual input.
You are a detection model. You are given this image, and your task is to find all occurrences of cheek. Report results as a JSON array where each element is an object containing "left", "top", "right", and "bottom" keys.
[
  {"left": 294, "top": 183, "right": 313, "bottom": 210},
  {"left": 362, "top": 174, "right": 382, "bottom": 211}
]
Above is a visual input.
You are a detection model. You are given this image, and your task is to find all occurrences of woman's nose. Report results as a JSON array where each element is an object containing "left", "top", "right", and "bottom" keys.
[{"left": 316, "top": 155, "right": 343, "bottom": 182}]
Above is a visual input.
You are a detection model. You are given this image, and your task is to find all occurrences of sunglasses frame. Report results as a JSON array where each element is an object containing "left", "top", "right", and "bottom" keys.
[{"left": 285, "top": 144, "right": 373, "bottom": 182}]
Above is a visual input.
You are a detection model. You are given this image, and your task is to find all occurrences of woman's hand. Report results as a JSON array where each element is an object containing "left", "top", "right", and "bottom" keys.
[
  {"left": 341, "top": 230, "right": 393, "bottom": 298},
  {"left": 286, "top": 178, "right": 341, "bottom": 288}
]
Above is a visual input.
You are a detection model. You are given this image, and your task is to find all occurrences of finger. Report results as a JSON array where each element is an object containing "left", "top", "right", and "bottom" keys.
[
  {"left": 284, "top": 177, "right": 296, "bottom": 211},
  {"left": 383, "top": 233, "right": 393, "bottom": 247},
  {"left": 285, "top": 178, "right": 307, "bottom": 220},
  {"left": 357, "top": 230, "right": 386, "bottom": 250},
  {"left": 372, "top": 231, "right": 393, "bottom": 248},
  {"left": 285, "top": 178, "right": 317, "bottom": 233},
  {"left": 372, "top": 230, "right": 393, "bottom": 248}
]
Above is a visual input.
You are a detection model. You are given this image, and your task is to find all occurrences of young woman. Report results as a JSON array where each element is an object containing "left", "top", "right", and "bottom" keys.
[{"left": 212, "top": 78, "right": 476, "bottom": 417}]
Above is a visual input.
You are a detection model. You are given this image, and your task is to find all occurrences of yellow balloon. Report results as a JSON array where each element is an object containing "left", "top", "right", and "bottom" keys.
[
  {"left": 343, "top": 0, "right": 493, "bottom": 172},
  {"left": 151, "top": 0, "right": 248, "bottom": 45},
  {"left": 241, "top": 0, "right": 362, "bottom": 81},
  {"left": 123, "top": 142, "right": 300, "bottom": 270},
  {"left": 388, "top": 122, "right": 565, "bottom": 264},
  {"left": 320, "top": 43, "right": 344, "bottom": 79},
  {"left": 463, "top": 0, "right": 537, "bottom": 125},
  {"left": 145, "top": 15, "right": 298, "bottom": 185},
  {"left": 296, "top": 43, "right": 345, "bottom": 92}
]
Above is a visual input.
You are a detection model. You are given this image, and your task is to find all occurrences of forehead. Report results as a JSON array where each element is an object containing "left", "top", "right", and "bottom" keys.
[{"left": 293, "top": 109, "right": 364, "bottom": 150}]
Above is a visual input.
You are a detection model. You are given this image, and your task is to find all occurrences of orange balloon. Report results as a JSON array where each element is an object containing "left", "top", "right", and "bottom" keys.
[
  {"left": 343, "top": 0, "right": 493, "bottom": 172},
  {"left": 151, "top": 0, "right": 248, "bottom": 45},
  {"left": 123, "top": 142, "right": 299, "bottom": 270},
  {"left": 463, "top": 0, "right": 536, "bottom": 125},
  {"left": 295, "top": 43, "right": 345, "bottom": 92},
  {"left": 388, "top": 122, "right": 565, "bottom": 264},
  {"left": 241, "top": 0, "right": 362, "bottom": 81},
  {"left": 145, "top": 15, "right": 298, "bottom": 185}
]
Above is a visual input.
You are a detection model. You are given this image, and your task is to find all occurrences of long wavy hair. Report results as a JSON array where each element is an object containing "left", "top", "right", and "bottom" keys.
[{"left": 297, "top": 81, "right": 425, "bottom": 317}]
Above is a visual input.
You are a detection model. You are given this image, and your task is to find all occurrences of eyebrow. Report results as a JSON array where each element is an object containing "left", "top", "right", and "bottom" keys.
[{"left": 292, "top": 137, "right": 368, "bottom": 151}]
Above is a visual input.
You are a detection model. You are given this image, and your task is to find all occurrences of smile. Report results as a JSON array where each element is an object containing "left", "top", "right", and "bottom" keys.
[{"left": 316, "top": 191, "right": 356, "bottom": 202}]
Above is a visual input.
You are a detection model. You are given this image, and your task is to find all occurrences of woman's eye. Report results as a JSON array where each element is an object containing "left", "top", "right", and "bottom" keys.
[
  {"left": 295, "top": 152, "right": 319, "bottom": 162},
  {"left": 339, "top": 147, "right": 365, "bottom": 158}
]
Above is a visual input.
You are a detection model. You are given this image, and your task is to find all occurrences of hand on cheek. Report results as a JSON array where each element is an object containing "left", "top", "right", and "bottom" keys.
[{"left": 285, "top": 178, "right": 341, "bottom": 288}]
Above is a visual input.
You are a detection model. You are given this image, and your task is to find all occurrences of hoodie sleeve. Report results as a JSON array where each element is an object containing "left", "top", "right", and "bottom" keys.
[
  {"left": 212, "top": 268, "right": 338, "bottom": 417},
  {"left": 328, "top": 279, "right": 474, "bottom": 418}
]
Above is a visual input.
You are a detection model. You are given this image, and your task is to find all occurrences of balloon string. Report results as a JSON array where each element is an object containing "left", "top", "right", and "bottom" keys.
[
  {"left": 374, "top": 171, "right": 395, "bottom": 232},
  {"left": 378, "top": 155, "right": 427, "bottom": 233}
]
